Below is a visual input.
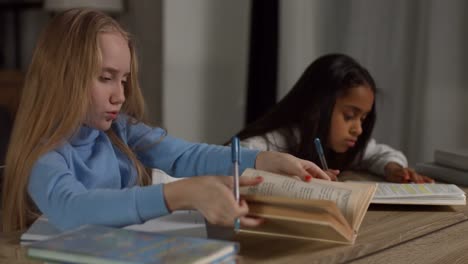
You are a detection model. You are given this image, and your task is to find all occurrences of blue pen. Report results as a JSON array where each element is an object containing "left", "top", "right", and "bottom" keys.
[
  {"left": 314, "top": 138, "right": 329, "bottom": 170},
  {"left": 231, "top": 136, "right": 241, "bottom": 231}
]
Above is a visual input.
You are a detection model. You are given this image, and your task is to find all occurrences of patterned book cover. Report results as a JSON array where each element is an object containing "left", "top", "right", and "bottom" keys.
[{"left": 27, "top": 225, "right": 238, "bottom": 264}]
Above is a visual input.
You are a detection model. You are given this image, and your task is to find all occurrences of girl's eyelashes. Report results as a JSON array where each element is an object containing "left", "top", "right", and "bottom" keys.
[
  {"left": 343, "top": 112, "right": 355, "bottom": 121},
  {"left": 99, "top": 75, "right": 128, "bottom": 88},
  {"left": 344, "top": 111, "right": 367, "bottom": 122},
  {"left": 99, "top": 76, "right": 112, "bottom": 82}
]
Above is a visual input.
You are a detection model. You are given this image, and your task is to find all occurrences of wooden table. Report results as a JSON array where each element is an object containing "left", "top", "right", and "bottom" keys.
[
  {"left": 1, "top": 173, "right": 468, "bottom": 264},
  {"left": 352, "top": 219, "right": 468, "bottom": 264},
  {"left": 0, "top": 230, "right": 39, "bottom": 264},
  {"left": 234, "top": 173, "right": 468, "bottom": 263},
  {"left": 236, "top": 202, "right": 467, "bottom": 263}
]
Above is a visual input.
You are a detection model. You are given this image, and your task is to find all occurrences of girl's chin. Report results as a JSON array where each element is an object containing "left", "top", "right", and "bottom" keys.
[
  {"left": 84, "top": 118, "right": 114, "bottom": 131},
  {"left": 332, "top": 146, "right": 349, "bottom": 153},
  {"left": 91, "top": 121, "right": 113, "bottom": 131}
]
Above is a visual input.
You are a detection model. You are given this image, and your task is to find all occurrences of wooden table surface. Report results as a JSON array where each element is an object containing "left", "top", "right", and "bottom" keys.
[
  {"left": 1, "top": 172, "right": 468, "bottom": 264},
  {"left": 234, "top": 172, "right": 468, "bottom": 263},
  {"left": 352, "top": 219, "right": 468, "bottom": 264},
  {"left": 0, "top": 230, "right": 39, "bottom": 264},
  {"left": 236, "top": 202, "right": 467, "bottom": 263}
]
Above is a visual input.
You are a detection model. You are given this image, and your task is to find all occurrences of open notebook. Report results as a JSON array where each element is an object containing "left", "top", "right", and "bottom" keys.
[{"left": 372, "top": 182, "right": 466, "bottom": 205}]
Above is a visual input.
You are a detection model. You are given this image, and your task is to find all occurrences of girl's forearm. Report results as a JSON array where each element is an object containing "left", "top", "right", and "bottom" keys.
[{"left": 163, "top": 179, "right": 195, "bottom": 212}]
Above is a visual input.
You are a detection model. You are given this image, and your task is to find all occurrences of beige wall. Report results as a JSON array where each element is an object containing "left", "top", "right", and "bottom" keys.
[
  {"left": 120, "top": 0, "right": 163, "bottom": 125},
  {"left": 162, "top": 0, "right": 250, "bottom": 144}
]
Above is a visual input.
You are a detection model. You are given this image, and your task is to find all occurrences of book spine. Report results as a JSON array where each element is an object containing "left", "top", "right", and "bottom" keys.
[{"left": 416, "top": 163, "right": 468, "bottom": 186}]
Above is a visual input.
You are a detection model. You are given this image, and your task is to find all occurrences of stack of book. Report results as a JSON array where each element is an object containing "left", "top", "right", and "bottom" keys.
[
  {"left": 26, "top": 225, "right": 238, "bottom": 264},
  {"left": 416, "top": 148, "right": 468, "bottom": 186},
  {"left": 21, "top": 210, "right": 207, "bottom": 245}
]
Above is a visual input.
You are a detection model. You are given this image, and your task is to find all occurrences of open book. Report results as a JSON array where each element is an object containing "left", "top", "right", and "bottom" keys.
[
  {"left": 238, "top": 169, "right": 377, "bottom": 244},
  {"left": 372, "top": 182, "right": 466, "bottom": 205}
]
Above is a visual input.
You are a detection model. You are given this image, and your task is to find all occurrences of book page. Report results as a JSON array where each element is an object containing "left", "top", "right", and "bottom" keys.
[
  {"left": 240, "top": 169, "right": 372, "bottom": 228},
  {"left": 374, "top": 183, "right": 466, "bottom": 199},
  {"left": 125, "top": 210, "right": 207, "bottom": 238},
  {"left": 20, "top": 217, "right": 61, "bottom": 245},
  {"left": 371, "top": 182, "right": 466, "bottom": 205}
]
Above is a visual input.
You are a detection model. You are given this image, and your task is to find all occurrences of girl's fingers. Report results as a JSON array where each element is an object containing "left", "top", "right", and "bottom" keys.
[
  {"left": 325, "top": 169, "right": 340, "bottom": 181},
  {"left": 407, "top": 169, "right": 432, "bottom": 183},
  {"left": 304, "top": 162, "right": 331, "bottom": 181},
  {"left": 423, "top": 176, "right": 435, "bottom": 183},
  {"left": 385, "top": 173, "right": 398, "bottom": 183},
  {"left": 220, "top": 175, "right": 263, "bottom": 189},
  {"left": 410, "top": 169, "right": 434, "bottom": 183},
  {"left": 325, "top": 171, "right": 338, "bottom": 181},
  {"left": 412, "top": 173, "right": 434, "bottom": 183},
  {"left": 239, "top": 176, "right": 263, "bottom": 186},
  {"left": 238, "top": 200, "right": 264, "bottom": 227},
  {"left": 240, "top": 215, "right": 264, "bottom": 227},
  {"left": 402, "top": 170, "right": 411, "bottom": 182},
  {"left": 237, "top": 199, "right": 249, "bottom": 215},
  {"left": 391, "top": 174, "right": 407, "bottom": 183},
  {"left": 255, "top": 151, "right": 331, "bottom": 181},
  {"left": 386, "top": 169, "right": 410, "bottom": 183},
  {"left": 411, "top": 174, "right": 422, "bottom": 183}
]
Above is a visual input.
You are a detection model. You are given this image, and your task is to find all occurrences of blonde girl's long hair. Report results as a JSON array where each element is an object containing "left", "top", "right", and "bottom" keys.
[{"left": 1, "top": 9, "right": 151, "bottom": 232}]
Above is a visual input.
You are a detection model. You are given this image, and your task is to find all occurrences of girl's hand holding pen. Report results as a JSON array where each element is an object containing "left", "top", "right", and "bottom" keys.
[
  {"left": 313, "top": 138, "right": 338, "bottom": 180},
  {"left": 255, "top": 151, "right": 331, "bottom": 181},
  {"left": 324, "top": 169, "right": 340, "bottom": 181},
  {"left": 384, "top": 162, "right": 434, "bottom": 183},
  {"left": 164, "top": 175, "right": 264, "bottom": 228}
]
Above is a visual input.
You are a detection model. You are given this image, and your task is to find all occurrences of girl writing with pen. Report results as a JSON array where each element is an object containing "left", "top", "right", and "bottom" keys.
[
  {"left": 1, "top": 9, "right": 331, "bottom": 232},
  {"left": 235, "top": 54, "right": 434, "bottom": 183}
]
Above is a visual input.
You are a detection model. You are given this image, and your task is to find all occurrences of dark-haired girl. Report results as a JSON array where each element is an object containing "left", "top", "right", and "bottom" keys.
[{"left": 237, "top": 54, "right": 433, "bottom": 183}]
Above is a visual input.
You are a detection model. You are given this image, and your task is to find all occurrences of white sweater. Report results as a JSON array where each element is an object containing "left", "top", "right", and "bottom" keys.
[{"left": 240, "top": 130, "right": 408, "bottom": 177}]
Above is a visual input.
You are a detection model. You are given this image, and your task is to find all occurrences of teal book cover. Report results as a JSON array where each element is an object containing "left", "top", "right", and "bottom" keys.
[{"left": 26, "top": 225, "right": 238, "bottom": 264}]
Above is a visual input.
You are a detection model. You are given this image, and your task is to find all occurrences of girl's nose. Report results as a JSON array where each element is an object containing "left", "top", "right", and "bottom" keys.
[
  {"left": 351, "top": 122, "right": 363, "bottom": 136},
  {"left": 110, "top": 84, "right": 125, "bottom": 105}
]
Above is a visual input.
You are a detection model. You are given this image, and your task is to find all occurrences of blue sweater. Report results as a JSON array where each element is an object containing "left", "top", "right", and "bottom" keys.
[{"left": 28, "top": 116, "right": 259, "bottom": 230}]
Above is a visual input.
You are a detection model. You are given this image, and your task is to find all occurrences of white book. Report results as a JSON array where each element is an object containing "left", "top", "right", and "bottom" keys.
[
  {"left": 22, "top": 210, "right": 207, "bottom": 245},
  {"left": 434, "top": 148, "right": 468, "bottom": 171},
  {"left": 20, "top": 217, "right": 61, "bottom": 244},
  {"left": 416, "top": 162, "right": 468, "bottom": 186},
  {"left": 372, "top": 182, "right": 466, "bottom": 205},
  {"left": 125, "top": 210, "right": 206, "bottom": 238}
]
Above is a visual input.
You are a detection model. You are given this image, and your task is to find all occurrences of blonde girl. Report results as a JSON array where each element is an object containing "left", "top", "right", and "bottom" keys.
[{"left": 1, "top": 9, "right": 328, "bottom": 232}]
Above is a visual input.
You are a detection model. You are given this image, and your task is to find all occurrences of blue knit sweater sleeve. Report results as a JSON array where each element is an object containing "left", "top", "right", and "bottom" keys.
[
  {"left": 28, "top": 117, "right": 259, "bottom": 231},
  {"left": 28, "top": 151, "right": 167, "bottom": 230},
  {"left": 116, "top": 118, "right": 259, "bottom": 177}
]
